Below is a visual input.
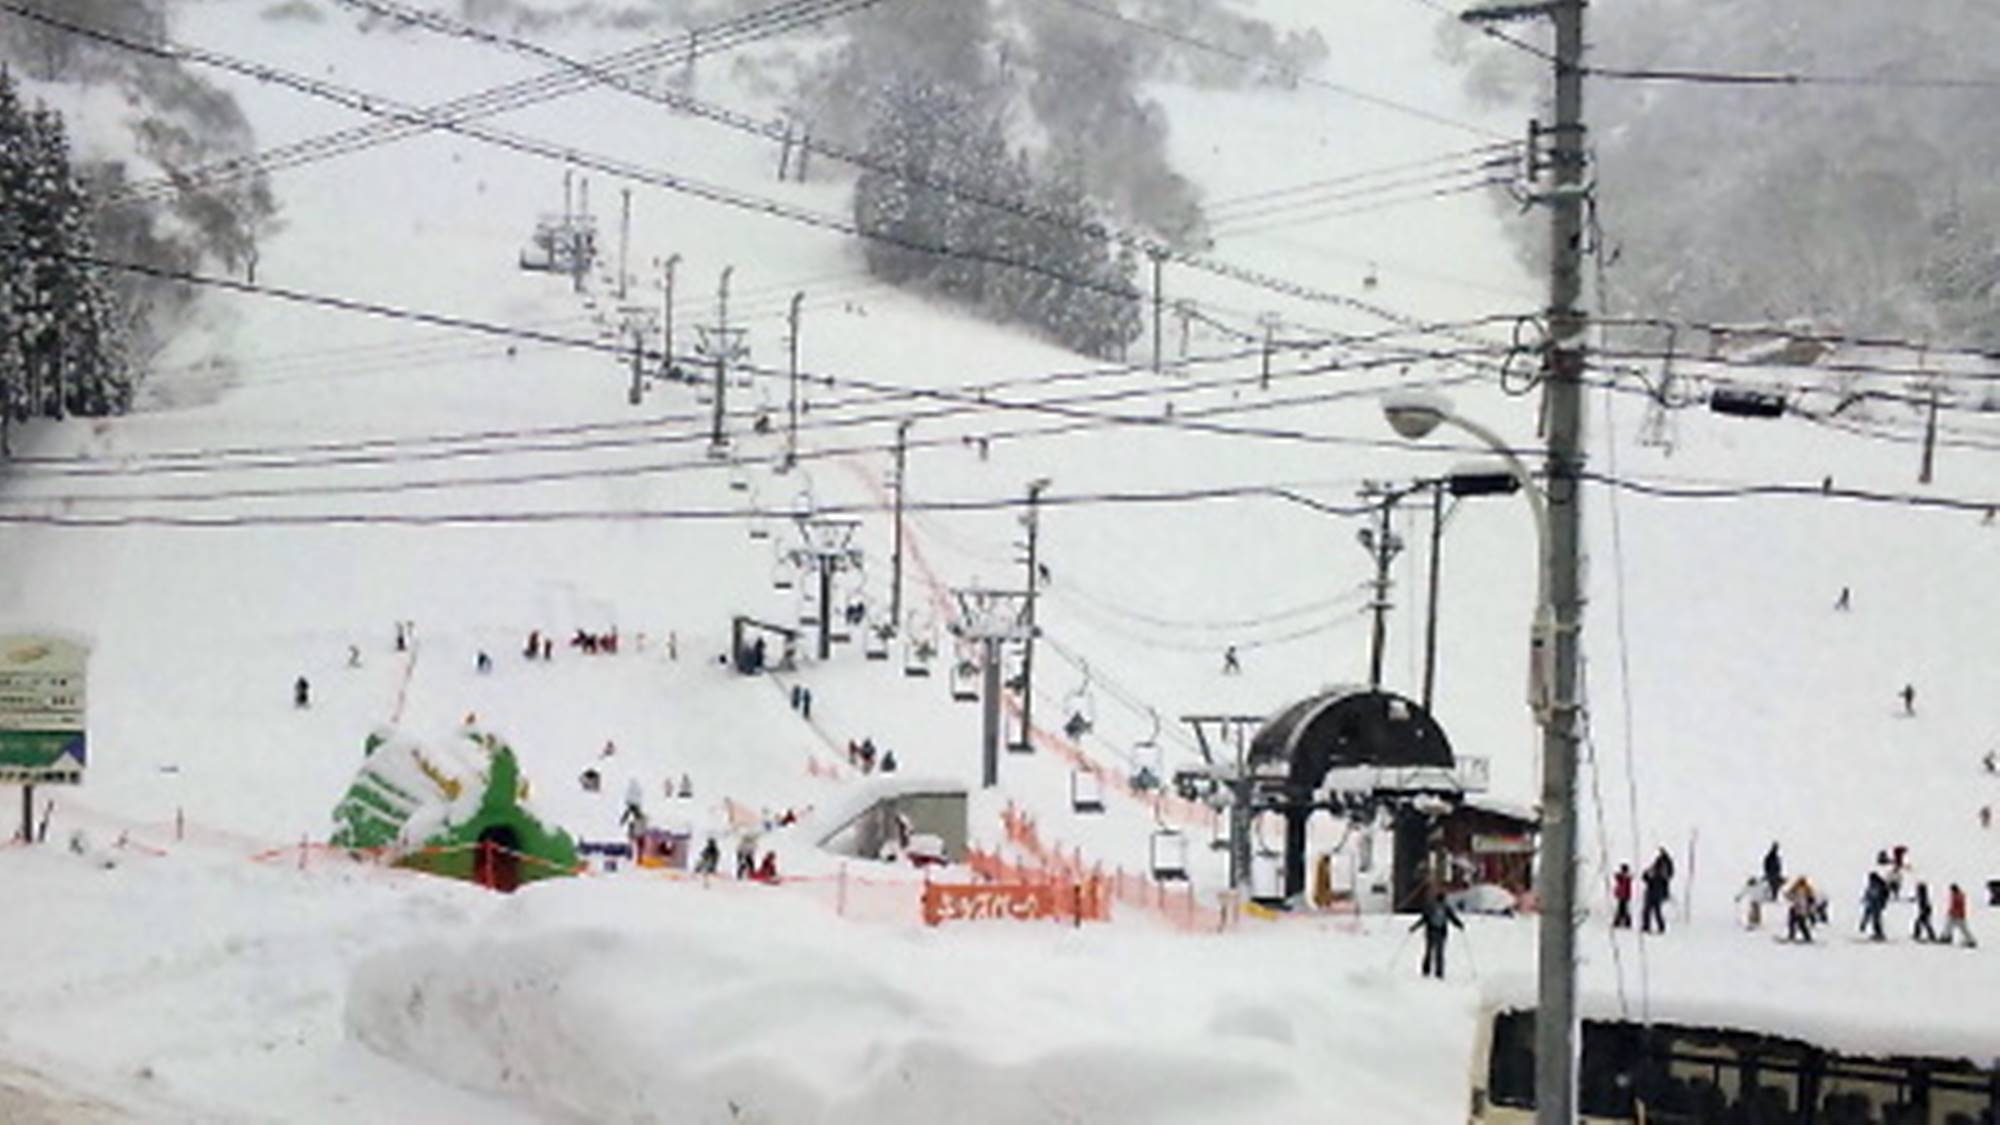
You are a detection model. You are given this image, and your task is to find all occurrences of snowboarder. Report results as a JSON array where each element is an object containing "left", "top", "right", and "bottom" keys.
[
  {"left": 1611, "top": 863, "right": 1634, "bottom": 929},
  {"left": 1222, "top": 645, "right": 1241, "bottom": 675},
  {"left": 475, "top": 651, "right": 492, "bottom": 674},
  {"left": 1859, "top": 870, "right": 1889, "bottom": 941},
  {"left": 879, "top": 750, "right": 897, "bottom": 773},
  {"left": 1944, "top": 884, "right": 1977, "bottom": 948},
  {"left": 1641, "top": 847, "right": 1675, "bottom": 934},
  {"left": 1763, "top": 842, "right": 1784, "bottom": 900},
  {"left": 1900, "top": 683, "right": 1916, "bottom": 716},
  {"left": 1785, "top": 876, "right": 1817, "bottom": 943},
  {"left": 1835, "top": 586, "right": 1851, "bottom": 611},
  {"left": 1410, "top": 894, "right": 1464, "bottom": 979},
  {"left": 293, "top": 676, "right": 311, "bottom": 709},
  {"left": 1913, "top": 881, "right": 1938, "bottom": 943},
  {"left": 754, "top": 851, "right": 779, "bottom": 883}
]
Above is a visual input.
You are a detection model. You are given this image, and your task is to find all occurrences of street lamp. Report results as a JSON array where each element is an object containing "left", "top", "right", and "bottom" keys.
[{"left": 1382, "top": 389, "right": 1576, "bottom": 1123}]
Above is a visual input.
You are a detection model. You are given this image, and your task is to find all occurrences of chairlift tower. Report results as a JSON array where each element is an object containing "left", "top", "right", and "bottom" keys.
[
  {"left": 1182, "top": 714, "right": 1267, "bottom": 890},
  {"left": 787, "top": 517, "right": 862, "bottom": 662},
  {"left": 950, "top": 588, "right": 1033, "bottom": 789},
  {"left": 695, "top": 266, "right": 748, "bottom": 455}
]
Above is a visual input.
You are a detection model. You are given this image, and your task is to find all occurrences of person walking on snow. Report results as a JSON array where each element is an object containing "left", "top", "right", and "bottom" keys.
[
  {"left": 1735, "top": 877, "right": 1766, "bottom": 929},
  {"left": 1763, "top": 842, "right": 1784, "bottom": 900},
  {"left": 1641, "top": 847, "right": 1675, "bottom": 934},
  {"left": 1859, "top": 869, "right": 1890, "bottom": 941},
  {"left": 1900, "top": 683, "right": 1917, "bottom": 716},
  {"left": 1410, "top": 894, "right": 1464, "bottom": 979},
  {"left": 1912, "top": 881, "right": 1939, "bottom": 943},
  {"left": 1785, "top": 876, "right": 1818, "bottom": 943},
  {"left": 1611, "top": 863, "right": 1634, "bottom": 929},
  {"left": 1835, "top": 586, "right": 1851, "bottom": 611},
  {"left": 1222, "top": 645, "right": 1241, "bottom": 675},
  {"left": 1944, "top": 884, "right": 1978, "bottom": 948}
]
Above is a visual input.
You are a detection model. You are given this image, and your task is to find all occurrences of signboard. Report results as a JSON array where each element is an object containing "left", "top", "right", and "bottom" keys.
[
  {"left": 0, "top": 636, "right": 88, "bottom": 785},
  {"left": 921, "top": 882, "right": 1107, "bottom": 926}
]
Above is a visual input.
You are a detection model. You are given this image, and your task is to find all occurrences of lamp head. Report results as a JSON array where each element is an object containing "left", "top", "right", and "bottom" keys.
[{"left": 1381, "top": 390, "right": 1453, "bottom": 440}]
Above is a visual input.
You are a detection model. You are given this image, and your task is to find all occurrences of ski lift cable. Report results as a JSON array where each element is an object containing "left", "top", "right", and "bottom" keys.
[
  {"left": 1048, "top": 574, "right": 1375, "bottom": 634},
  {"left": 1045, "top": 587, "right": 1375, "bottom": 653},
  {"left": 1599, "top": 378, "right": 1653, "bottom": 1023}
]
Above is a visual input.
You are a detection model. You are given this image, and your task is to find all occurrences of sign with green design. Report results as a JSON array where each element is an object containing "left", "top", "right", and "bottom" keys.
[{"left": 0, "top": 636, "right": 88, "bottom": 786}]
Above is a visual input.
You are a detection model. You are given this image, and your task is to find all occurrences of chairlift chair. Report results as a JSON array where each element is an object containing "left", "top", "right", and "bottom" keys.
[
  {"left": 903, "top": 618, "right": 937, "bottom": 678},
  {"left": 949, "top": 651, "right": 980, "bottom": 703},
  {"left": 748, "top": 518, "right": 771, "bottom": 542},
  {"left": 1210, "top": 811, "right": 1235, "bottom": 852},
  {"left": 1149, "top": 827, "right": 1190, "bottom": 882},
  {"left": 1069, "top": 769, "right": 1106, "bottom": 814},
  {"left": 864, "top": 620, "right": 893, "bottom": 661},
  {"left": 770, "top": 558, "right": 795, "bottom": 592}
]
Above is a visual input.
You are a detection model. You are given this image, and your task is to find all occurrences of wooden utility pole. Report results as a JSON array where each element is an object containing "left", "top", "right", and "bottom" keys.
[
  {"left": 1919, "top": 377, "right": 1941, "bottom": 484},
  {"left": 618, "top": 187, "right": 631, "bottom": 300},
  {"left": 660, "top": 253, "right": 679, "bottom": 377},
  {"left": 890, "top": 420, "right": 911, "bottom": 632},
  {"left": 1358, "top": 482, "right": 1404, "bottom": 690},
  {"left": 786, "top": 292, "right": 804, "bottom": 469},
  {"left": 1421, "top": 481, "right": 1446, "bottom": 712},
  {"left": 1148, "top": 249, "right": 1166, "bottom": 374},
  {"left": 1016, "top": 478, "right": 1050, "bottom": 753}
]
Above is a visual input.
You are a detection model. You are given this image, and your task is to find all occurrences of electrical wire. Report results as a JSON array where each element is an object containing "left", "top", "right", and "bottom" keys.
[{"left": 1037, "top": 0, "right": 1511, "bottom": 139}]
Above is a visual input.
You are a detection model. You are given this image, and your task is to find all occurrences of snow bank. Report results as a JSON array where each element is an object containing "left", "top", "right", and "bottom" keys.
[{"left": 347, "top": 878, "right": 1321, "bottom": 1125}]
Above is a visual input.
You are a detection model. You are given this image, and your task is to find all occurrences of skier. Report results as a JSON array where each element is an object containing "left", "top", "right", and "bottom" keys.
[
  {"left": 1943, "top": 884, "right": 1978, "bottom": 948},
  {"left": 541, "top": 636, "right": 553, "bottom": 661},
  {"left": 476, "top": 651, "right": 492, "bottom": 674},
  {"left": 1900, "top": 683, "right": 1916, "bottom": 716},
  {"left": 1834, "top": 586, "right": 1851, "bottom": 611},
  {"left": 1981, "top": 805, "right": 1993, "bottom": 831},
  {"left": 347, "top": 644, "right": 362, "bottom": 669},
  {"left": 1410, "top": 893, "right": 1464, "bottom": 979},
  {"left": 1763, "top": 841, "right": 1784, "bottom": 900},
  {"left": 619, "top": 779, "right": 644, "bottom": 832},
  {"left": 1785, "top": 876, "right": 1817, "bottom": 943},
  {"left": 799, "top": 686, "right": 812, "bottom": 719},
  {"left": 694, "top": 837, "right": 720, "bottom": 875},
  {"left": 394, "top": 622, "right": 407, "bottom": 653},
  {"left": 754, "top": 851, "right": 779, "bottom": 883},
  {"left": 293, "top": 676, "right": 311, "bottom": 709},
  {"left": 879, "top": 750, "right": 897, "bottom": 773},
  {"left": 1912, "top": 881, "right": 1938, "bottom": 943},
  {"left": 1983, "top": 749, "right": 1996, "bottom": 774},
  {"left": 1641, "top": 847, "right": 1675, "bottom": 934},
  {"left": 1859, "top": 869, "right": 1889, "bottom": 941},
  {"left": 677, "top": 773, "right": 693, "bottom": 798},
  {"left": 1611, "top": 863, "right": 1634, "bottom": 929},
  {"left": 1222, "top": 645, "right": 1241, "bottom": 675},
  {"left": 735, "top": 836, "right": 757, "bottom": 880},
  {"left": 1734, "top": 876, "right": 1765, "bottom": 929}
]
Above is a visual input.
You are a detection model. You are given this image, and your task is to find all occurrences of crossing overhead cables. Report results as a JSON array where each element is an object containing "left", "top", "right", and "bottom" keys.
[
  {"left": 307, "top": 0, "right": 1516, "bottom": 350},
  {"left": 1037, "top": 0, "right": 1512, "bottom": 140},
  {"left": 95, "top": 0, "right": 881, "bottom": 206}
]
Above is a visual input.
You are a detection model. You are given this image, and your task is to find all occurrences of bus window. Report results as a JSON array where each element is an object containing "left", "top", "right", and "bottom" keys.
[
  {"left": 1923, "top": 1059, "right": 1996, "bottom": 1125},
  {"left": 1487, "top": 1010, "right": 1536, "bottom": 1110},
  {"left": 1578, "top": 1020, "right": 1641, "bottom": 1118},
  {"left": 1819, "top": 1057, "right": 1914, "bottom": 1124}
]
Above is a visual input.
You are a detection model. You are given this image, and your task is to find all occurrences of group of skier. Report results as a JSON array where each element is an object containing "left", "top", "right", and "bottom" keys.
[{"left": 1739, "top": 842, "right": 1978, "bottom": 948}]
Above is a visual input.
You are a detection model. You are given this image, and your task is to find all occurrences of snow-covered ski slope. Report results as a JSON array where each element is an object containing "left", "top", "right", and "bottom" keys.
[{"left": 0, "top": 0, "right": 1996, "bottom": 1120}]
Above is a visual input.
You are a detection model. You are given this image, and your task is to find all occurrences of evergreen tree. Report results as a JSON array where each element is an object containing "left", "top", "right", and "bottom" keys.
[{"left": 0, "top": 67, "right": 130, "bottom": 444}]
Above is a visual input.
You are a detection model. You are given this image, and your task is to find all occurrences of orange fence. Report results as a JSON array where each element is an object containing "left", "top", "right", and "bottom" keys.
[{"left": 990, "top": 801, "right": 1242, "bottom": 932}]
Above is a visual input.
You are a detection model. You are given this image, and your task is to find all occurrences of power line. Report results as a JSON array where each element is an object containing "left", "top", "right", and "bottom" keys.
[
  {"left": 1038, "top": 0, "right": 1511, "bottom": 139},
  {"left": 1202, "top": 140, "right": 1519, "bottom": 213},
  {"left": 1584, "top": 64, "right": 2000, "bottom": 91},
  {"left": 97, "top": 0, "right": 875, "bottom": 204}
]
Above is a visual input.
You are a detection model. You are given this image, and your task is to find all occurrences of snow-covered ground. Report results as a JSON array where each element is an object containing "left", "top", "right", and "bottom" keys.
[{"left": 1, "top": 0, "right": 1996, "bottom": 1120}]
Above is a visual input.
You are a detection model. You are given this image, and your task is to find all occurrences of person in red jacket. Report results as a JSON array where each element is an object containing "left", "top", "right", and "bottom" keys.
[
  {"left": 754, "top": 851, "right": 780, "bottom": 884},
  {"left": 1611, "top": 863, "right": 1634, "bottom": 929},
  {"left": 1944, "top": 884, "right": 1978, "bottom": 948}
]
